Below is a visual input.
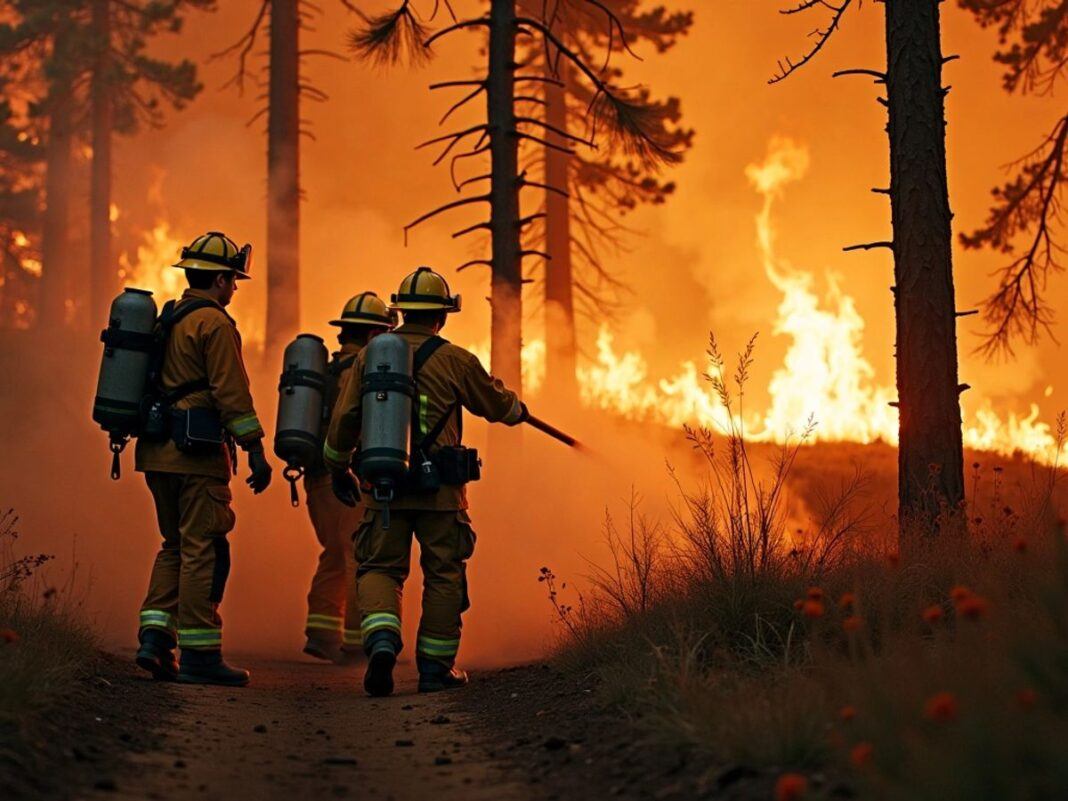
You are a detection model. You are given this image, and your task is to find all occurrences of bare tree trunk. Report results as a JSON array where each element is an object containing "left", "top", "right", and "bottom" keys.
[
  {"left": 267, "top": 0, "right": 301, "bottom": 353},
  {"left": 37, "top": 27, "right": 75, "bottom": 330},
  {"left": 487, "top": 0, "right": 522, "bottom": 390},
  {"left": 543, "top": 57, "right": 577, "bottom": 399},
  {"left": 885, "top": 0, "right": 965, "bottom": 534},
  {"left": 89, "top": 0, "right": 114, "bottom": 319}
]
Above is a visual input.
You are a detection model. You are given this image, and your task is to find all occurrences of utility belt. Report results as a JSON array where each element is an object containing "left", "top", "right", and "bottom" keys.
[
  {"left": 407, "top": 445, "right": 482, "bottom": 494},
  {"left": 139, "top": 378, "right": 233, "bottom": 461}
]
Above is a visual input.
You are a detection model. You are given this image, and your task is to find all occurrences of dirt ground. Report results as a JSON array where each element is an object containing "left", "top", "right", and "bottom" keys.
[
  {"left": 3, "top": 649, "right": 787, "bottom": 801},
  {"left": 8, "top": 651, "right": 794, "bottom": 801}
]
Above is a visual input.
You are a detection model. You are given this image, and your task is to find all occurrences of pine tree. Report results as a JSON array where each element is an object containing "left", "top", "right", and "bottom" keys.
[
  {"left": 518, "top": 1, "right": 693, "bottom": 398},
  {"left": 353, "top": 0, "right": 678, "bottom": 391},
  {"left": 0, "top": 2, "right": 82, "bottom": 329},
  {"left": 87, "top": 0, "right": 207, "bottom": 320},
  {"left": 219, "top": 0, "right": 350, "bottom": 354},
  {"left": 771, "top": 0, "right": 965, "bottom": 535},
  {"left": 958, "top": 0, "right": 1068, "bottom": 356}
]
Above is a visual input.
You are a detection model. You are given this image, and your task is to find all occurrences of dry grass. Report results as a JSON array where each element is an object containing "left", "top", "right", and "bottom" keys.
[
  {"left": 543, "top": 341, "right": 1068, "bottom": 799},
  {"left": 0, "top": 507, "right": 95, "bottom": 750}
]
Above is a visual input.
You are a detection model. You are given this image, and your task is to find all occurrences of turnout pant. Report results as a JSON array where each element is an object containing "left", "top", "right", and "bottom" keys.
[
  {"left": 139, "top": 472, "right": 235, "bottom": 651},
  {"left": 356, "top": 508, "right": 476, "bottom": 667},
  {"left": 304, "top": 474, "right": 363, "bottom": 650}
]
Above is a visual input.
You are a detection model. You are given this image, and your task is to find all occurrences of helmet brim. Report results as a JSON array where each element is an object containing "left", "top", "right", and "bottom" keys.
[
  {"left": 328, "top": 317, "right": 392, "bottom": 328},
  {"left": 172, "top": 259, "right": 251, "bottom": 279},
  {"left": 390, "top": 302, "right": 459, "bottom": 312}
]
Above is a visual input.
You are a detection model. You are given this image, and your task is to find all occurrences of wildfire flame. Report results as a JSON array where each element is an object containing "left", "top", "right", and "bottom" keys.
[{"left": 564, "top": 138, "right": 1063, "bottom": 465}]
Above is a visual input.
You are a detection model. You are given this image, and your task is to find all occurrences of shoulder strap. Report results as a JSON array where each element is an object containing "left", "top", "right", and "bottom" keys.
[
  {"left": 161, "top": 298, "right": 222, "bottom": 332},
  {"left": 329, "top": 352, "right": 359, "bottom": 377},
  {"left": 410, "top": 336, "right": 462, "bottom": 453},
  {"left": 151, "top": 298, "right": 223, "bottom": 404},
  {"left": 413, "top": 336, "right": 448, "bottom": 376}
]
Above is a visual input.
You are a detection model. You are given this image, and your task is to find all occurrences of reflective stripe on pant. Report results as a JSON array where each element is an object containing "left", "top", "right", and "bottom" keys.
[
  {"left": 355, "top": 508, "right": 476, "bottom": 666},
  {"left": 304, "top": 475, "right": 363, "bottom": 647},
  {"left": 140, "top": 472, "right": 235, "bottom": 650}
]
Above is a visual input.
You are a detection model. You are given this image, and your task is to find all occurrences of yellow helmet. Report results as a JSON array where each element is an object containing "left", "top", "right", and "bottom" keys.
[
  {"left": 390, "top": 266, "right": 461, "bottom": 313},
  {"left": 173, "top": 231, "right": 253, "bottom": 280},
  {"left": 329, "top": 292, "right": 396, "bottom": 328}
]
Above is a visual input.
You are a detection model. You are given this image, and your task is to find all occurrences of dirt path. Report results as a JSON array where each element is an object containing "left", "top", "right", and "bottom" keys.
[{"left": 89, "top": 656, "right": 530, "bottom": 801}]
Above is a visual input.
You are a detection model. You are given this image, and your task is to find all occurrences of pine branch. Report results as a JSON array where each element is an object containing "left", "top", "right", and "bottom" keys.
[
  {"left": 348, "top": 1, "right": 433, "bottom": 67},
  {"left": 768, "top": 0, "right": 854, "bottom": 85}
]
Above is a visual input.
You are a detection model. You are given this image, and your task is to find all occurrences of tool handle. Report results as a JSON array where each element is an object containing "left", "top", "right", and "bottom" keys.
[{"left": 525, "top": 414, "right": 579, "bottom": 448}]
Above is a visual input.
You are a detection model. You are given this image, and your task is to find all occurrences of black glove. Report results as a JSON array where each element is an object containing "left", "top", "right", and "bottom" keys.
[
  {"left": 246, "top": 448, "right": 273, "bottom": 494},
  {"left": 508, "top": 401, "right": 530, "bottom": 427},
  {"left": 332, "top": 469, "right": 360, "bottom": 507}
]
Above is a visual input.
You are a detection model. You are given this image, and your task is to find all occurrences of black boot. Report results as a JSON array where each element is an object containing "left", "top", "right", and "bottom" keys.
[
  {"left": 363, "top": 631, "right": 398, "bottom": 697},
  {"left": 178, "top": 649, "right": 250, "bottom": 687},
  {"left": 303, "top": 634, "right": 342, "bottom": 663},
  {"left": 417, "top": 657, "right": 468, "bottom": 694},
  {"left": 135, "top": 629, "right": 178, "bottom": 682}
]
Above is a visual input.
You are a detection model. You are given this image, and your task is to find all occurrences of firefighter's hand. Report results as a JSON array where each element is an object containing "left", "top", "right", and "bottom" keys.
[
  {"left": 246, "top": 448, "right": 273, "bottom": 494},
  {"left": 331, "top": 469, "right": 359, "bottom": 507}
]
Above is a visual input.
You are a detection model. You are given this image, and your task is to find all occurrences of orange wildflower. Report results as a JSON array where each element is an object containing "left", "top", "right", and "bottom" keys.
[
  {"left": 956, "top": 594, "right": 989, "bottom": 620},
  {"left": 802, "top": 599, "right": 825, "bottom": 619},
  {"left": 0, "top": 628, "right": 18, "bottom": 644},
  {"left": 949, "top": 585, "right": 972, "bottom": 603},
  {"left": 839, "top": 705, "right": 857, "bottom": 722},
  {"left": 849, "top": 741, "right": 874, "bottom": 768},
  {"left": 842, "top": 615, "right": 864, "bottom": 633},
  {"left": 1014, "top": 688, "right": 1037, "bottom": 710},
  {"left": 806, "top": 586, "right": 824, "bottom": 601},
  {"left": 774, "top": 773, "right": 808, "bottom": 801},
  {"left": 921, "top": 605, "right": 944, "bottom": 624},
  {"left": 838, "top": 592, "right": 856, "bottom": 610},
  {"left": 793, "top": 599, "right": 804, "bottom": 611},
  {"left": 923, "top": 691, "right": 959, "bottom": 722}
]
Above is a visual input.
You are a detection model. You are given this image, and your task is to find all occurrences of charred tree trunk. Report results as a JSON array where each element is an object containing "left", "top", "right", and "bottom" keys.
[
  {"left": 543, "top": 58, "right": 577, "bottom": 399},
  {"left": 267, "top": 0, "right": 301, "bottom": 353},
  {"left": 487, "top": 0, "right": 522, "bottom": 389},
  {"left": 37, "top": 27, "right": 75, "bottom": 330},
  {"left": 89, "top": 0, "right": 114, "bottom": 319},
  {"left": 885, "top": 0, "right": 965, "bottom": 534}
]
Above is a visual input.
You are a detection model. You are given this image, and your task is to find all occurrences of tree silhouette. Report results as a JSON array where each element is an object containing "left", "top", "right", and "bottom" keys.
[
  {"left": 959, "top": 0, "right": 1068, "bottom": 356},
  {"left": 218, "top": 0, "right": 351, "bottom": 353},
  {"left": 86, "top": 0, "right": 207, "bottom": 324},
  {"left": 353, "top": 0, "right": 679, "bottom": 391},
  {"left": 517, "top": 0, "right": 693, "bottom": 399},
  {"left": 771, "top": 0, "right": 966, "bottom": 535},
  {"left": 0, "top": 2, "right": 81, "bottom": 329}
]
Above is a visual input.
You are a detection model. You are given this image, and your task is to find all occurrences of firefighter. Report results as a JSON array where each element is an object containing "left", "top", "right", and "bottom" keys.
[
  {"left": 134, "top": 231, "right": 273, "bottom": 687},
  {"left": 324, "top": 267, "right": 526, "bottom": 697},
  {"left": 302, "top": 293, "right": 394, "bottom": 663}
]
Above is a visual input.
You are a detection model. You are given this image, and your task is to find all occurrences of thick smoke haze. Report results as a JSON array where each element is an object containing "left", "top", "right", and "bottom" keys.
[{"left": 4, "top": 0, "right": 1065, "bottom": 664}]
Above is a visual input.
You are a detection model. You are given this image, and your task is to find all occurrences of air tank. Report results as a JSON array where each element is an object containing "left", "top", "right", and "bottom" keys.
[
  {"left": 274, "top": 334, "right": 329, "bottom": 471},
  {"left": 357, "top": 333, "right": 414, "bottom": 501},
  {"left": 92, "top": 287, "right": 158, "bottom": 438}
]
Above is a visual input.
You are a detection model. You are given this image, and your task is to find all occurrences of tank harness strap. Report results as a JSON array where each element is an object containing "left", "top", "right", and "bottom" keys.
[
  {"left": 329, "top": 353, "right": 359, "bottom": 377},
  {"left": 409, "top": 336, "right": 462, "bottom": 455},
  {"left": 278, "top": 368, "right": 326, "bottom": 393}
]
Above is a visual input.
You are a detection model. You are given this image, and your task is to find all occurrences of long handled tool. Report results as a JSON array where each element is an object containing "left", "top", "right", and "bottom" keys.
[{"left": 525, "top": 414, "right": 582, "bottom": 449}]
